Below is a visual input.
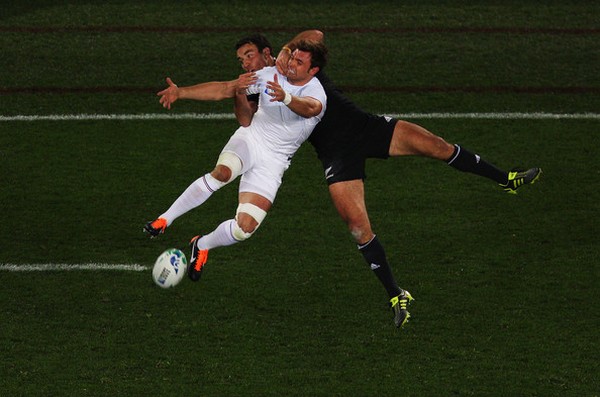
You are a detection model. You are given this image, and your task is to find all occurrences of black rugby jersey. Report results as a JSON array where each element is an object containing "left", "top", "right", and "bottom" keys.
[{"left": 307, "top": 71, "right": 372, "bottom": 160}]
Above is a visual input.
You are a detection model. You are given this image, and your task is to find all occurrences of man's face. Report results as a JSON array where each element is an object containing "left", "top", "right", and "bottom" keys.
[
  {"left": 286, "top": 49, "right": 317, "bottom": 84},
  {"left": 236, "top": 43, "right": 269, "bottom": 72}
]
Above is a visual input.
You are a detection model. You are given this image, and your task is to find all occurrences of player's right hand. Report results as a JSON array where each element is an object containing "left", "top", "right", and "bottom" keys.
[{"left": 157, "top": 77, "right": 179, "bottom": 110}]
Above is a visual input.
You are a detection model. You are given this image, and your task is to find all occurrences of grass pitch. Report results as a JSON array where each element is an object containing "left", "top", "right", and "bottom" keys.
[{"left": 1, "top": 2, "right": 599, "bottom": 396}]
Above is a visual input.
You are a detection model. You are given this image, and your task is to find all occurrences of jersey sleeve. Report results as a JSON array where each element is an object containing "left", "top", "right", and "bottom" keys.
[{"left": 300, "top": 80, "right": 327, "bottom": 118}]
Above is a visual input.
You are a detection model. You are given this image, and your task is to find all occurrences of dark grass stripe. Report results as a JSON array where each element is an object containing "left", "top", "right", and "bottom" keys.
[
  {"left": 2, "top": 85, "right": 599, "bottom": 95},
  {"left": 0, "top": 86, "right": 151, "bottom": 95},
  {"left": 1, "top": 26, "right": 599, "bottom": 35}
]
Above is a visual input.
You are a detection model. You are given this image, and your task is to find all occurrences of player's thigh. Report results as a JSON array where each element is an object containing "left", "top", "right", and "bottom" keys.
[
  {"left": 389, "top": 120, "right": 454, "bottom": 159},
  {"left": 239, "top": 155, "right": 288, "bottom": 204}
]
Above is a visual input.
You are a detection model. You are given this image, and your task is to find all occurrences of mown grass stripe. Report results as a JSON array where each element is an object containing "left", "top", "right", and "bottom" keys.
[
  {"left": 1, "top": 112, "right": 599, "bottom": 122},
  {"left": 3, "top": 86, "right": 600, "bottom": 95},
  {"left": 2, "top": 26, "right": 599, "bottom": 35}
]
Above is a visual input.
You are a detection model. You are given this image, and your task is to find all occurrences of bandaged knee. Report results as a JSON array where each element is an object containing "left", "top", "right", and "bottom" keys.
[
  {"left": 216, "top": 152, "right": 243, "bottom": 183},
  {"left": 231, "top": 203, "right": 267, "bottom": 241}
]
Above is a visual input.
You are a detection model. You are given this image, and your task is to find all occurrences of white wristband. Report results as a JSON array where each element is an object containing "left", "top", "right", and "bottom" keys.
[{"left": 283, "top": 91, "right": 292, "bottom": 106}]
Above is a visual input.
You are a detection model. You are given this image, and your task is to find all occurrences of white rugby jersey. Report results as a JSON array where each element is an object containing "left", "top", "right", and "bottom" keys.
[{"left": 245, "top": 66, "right": 326, "bottom": 158}]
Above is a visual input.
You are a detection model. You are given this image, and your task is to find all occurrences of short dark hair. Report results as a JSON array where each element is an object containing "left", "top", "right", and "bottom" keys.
[
  {"left": 295, "top": 39, "right": 328, "bottom": 71},
  {"left": 235, "top": 34, "right": 273, "bottom": 54}
]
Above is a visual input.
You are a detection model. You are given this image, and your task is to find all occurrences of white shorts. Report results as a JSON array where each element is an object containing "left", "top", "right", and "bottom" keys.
[{"left": 220, "top": 128, "right": 290, "bottom": 203}]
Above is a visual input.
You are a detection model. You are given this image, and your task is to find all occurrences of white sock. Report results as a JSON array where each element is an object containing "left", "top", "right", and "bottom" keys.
[
  {"left": 160, "top": 173, "right": 225, "bottom": 226},
  {"left": 197, "top": 219, "right": 239, "bottom": 250}
]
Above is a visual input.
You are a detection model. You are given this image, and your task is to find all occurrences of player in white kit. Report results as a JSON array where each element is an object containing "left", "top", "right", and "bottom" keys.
[{"left": 144, "top": 40, "right": 328, "bottom": 281}]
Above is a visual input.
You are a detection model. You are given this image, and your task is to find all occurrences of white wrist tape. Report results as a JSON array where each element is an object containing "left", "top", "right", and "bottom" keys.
[{"left": 283, "top": 91, "right": 292, "bottom": 106}]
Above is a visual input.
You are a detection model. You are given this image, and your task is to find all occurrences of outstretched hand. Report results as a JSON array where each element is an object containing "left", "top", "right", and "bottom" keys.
[{"left": 157, "top": 77, "right": 179, "bottom": 110}]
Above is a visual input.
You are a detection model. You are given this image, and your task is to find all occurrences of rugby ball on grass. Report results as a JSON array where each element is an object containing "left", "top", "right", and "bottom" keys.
[{"left": 152, "top": 248, "right": 187, "bottom": 288}]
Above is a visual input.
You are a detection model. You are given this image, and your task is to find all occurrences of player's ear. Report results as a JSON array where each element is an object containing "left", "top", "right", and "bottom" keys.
[{"left": 309, "top": 66, "right": 320, "bottom": 76}]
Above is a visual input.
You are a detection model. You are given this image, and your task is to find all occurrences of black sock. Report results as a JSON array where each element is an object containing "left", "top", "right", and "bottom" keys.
[
  {"left": 446, "top": 144, "right": 508, "bottom": 184},
  {"left": 358, "top": 235, "right": 402, "bottom": 298}
]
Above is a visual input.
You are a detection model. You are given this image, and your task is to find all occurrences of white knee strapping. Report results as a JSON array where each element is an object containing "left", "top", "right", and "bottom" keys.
[
  {"left": 237, "top": 203, "right": 267, "bottom": 224},
  {"left": 232, "top": 203, "right": 268, "bottom": 241},
  {"left": 216, "top": 152, "right": 243, "bottom": 182}
]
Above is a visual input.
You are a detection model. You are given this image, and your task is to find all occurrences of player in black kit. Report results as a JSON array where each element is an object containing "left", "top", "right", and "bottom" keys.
[
  {"left": 277, "top": 31, "right": 541, "bottom": 328},
  {"left": 153, "top": 32, "right": 542, "bottom": 328}
]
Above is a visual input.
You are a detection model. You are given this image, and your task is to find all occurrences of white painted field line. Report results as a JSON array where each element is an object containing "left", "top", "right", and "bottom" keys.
[
  {"left": 385, "top": 112, "right": 600, "bottom": 120},
  {"left": 0, "top": 113, "right": 235, "bottom": 121},
  {"left": 1, "top": 112, "right": 599, "bottom": 122},
  {"left": 0, "top": 263, "right": 149, "bottom": 272}
]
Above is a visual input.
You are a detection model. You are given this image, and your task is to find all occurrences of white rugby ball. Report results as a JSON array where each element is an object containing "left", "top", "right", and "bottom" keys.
[{"left": 152, "top": 248, "right": 187, "bottom": 288}]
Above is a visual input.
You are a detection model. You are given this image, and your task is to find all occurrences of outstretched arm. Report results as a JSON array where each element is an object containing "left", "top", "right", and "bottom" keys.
[{"left": 157, "top": 77, "right": 237, "bottom": 110}]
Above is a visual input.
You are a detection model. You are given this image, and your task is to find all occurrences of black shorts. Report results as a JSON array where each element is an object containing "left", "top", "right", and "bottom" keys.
[{"left": 318, "top": 116, "right": 397, "bottom": 185}]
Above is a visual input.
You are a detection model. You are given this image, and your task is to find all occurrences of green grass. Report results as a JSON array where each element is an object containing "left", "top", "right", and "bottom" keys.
[{"left": 1, "top": 2, "right": 599, "bottom": 396}]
